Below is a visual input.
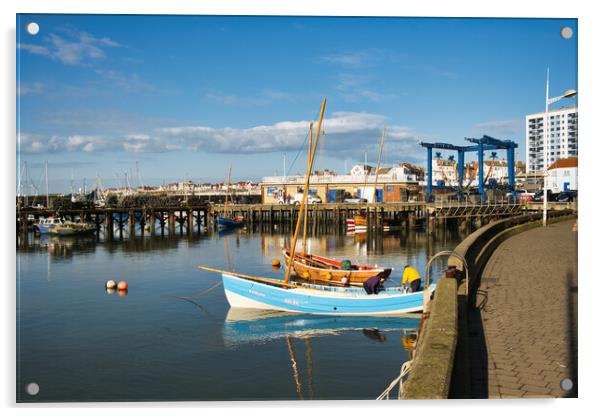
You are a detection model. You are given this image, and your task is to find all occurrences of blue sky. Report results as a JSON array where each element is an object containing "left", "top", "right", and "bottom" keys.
[{"left": 16, "top": 15, "right": 577, "bottom": 193}]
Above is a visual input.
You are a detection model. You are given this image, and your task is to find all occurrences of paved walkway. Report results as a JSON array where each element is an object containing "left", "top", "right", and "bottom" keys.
[{"left": 476, "top": 219, "right": 578, "bottom": 398}]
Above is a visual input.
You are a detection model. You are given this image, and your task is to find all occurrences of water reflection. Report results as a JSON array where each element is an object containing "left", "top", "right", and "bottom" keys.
[{"left": 222, "top": 308, "right": 419, "bottom": 347}]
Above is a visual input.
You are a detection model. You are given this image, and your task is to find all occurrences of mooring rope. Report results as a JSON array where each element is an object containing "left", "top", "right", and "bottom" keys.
[{"left": 376, "top": 359, "right": 413, "bottom": 400}]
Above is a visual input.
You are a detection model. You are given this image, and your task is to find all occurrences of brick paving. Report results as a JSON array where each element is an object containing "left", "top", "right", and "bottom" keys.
[{"left": 477, "top": 219, "right": 578, "bottom": 398}]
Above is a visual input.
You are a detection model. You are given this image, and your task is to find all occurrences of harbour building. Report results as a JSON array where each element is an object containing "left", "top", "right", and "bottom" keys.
[{"left": 526, "top": 106, "right": 578, "bottom": 173}]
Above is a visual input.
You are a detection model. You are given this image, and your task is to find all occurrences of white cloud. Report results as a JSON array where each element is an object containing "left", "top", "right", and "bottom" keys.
[
  {"left": 333, "top": 73, "right": 396, "bottom": 103},
  {"left": 18, "top": 29, "right": 120, "bottom": 66},
  {"left": 472, "top": 119, "right": 523, "bottom": 138},
  {"left": 18, "top": 82, "right": 45, "bottom": 96},
  {"left": 18, "top": 112, "right": 423, "bottom": 162},
  {"left": 320, "top": 49, "right": 387, "bottom": 68}
]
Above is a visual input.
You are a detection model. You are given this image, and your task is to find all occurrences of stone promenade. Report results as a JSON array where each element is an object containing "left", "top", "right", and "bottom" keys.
[{"left": 476, "top": 219, "right": 578, "bottom": 398}]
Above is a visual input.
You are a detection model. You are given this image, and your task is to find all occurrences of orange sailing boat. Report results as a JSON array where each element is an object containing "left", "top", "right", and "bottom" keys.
[{"left": 283, "top": 249, "right": 392, "bottom": 287}]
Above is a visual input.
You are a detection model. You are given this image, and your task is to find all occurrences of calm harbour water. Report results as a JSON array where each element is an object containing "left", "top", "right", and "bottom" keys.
[{"left": 16, "top": 224, "right": 467, "bottom": 402}]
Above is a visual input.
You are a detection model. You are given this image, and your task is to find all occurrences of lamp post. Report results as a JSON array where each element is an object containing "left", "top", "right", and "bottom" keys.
[{"left": 543, "top": 68, "right": 577, "bottom": 226}]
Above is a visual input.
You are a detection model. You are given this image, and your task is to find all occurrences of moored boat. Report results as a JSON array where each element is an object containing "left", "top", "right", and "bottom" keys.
[
  {"left": 48, "top": 222, "right": 96, "bottom": 236},
  {"left": 217, "top": 215, "right": 244, "bottom": 228},
  {"left": 34, "top": 217, "right": 64, "bottom": 234},
  {"left": 282, "top": 249, "right": 392, "bottom": 286},
  {"left": 220, "top": 271, "right": 431, "bottom": 316}
]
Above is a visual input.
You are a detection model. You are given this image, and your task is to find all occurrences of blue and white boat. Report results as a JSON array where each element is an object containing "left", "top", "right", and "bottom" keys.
[
  {"left": 34, "top": 217, "right": 64, "bottom": 234},
  {"left": 220, "top": 272, "right": 432, "bottom": 317}
]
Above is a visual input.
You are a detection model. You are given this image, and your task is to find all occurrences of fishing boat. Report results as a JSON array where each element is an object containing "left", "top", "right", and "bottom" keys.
[
  {"left": 216, "top": 269, "right": 432, "bottom": 316},
  {"left": 34, "top": 217, "right": 64, "bottom": 234},
  {"left": 217, "top": 215, "right": 244, "bottom": 228},
  {"left": 350, "top": 211, "right": 402, "bottom": 232},
  {"left": 282, "top": 249, "right": 392, "bottom": 286},
  {"left": 217, "top": 164, "right": 245, "bottom": 229},
  {"left": 48, "top": 222, "right": 96, "bottom": 236}
]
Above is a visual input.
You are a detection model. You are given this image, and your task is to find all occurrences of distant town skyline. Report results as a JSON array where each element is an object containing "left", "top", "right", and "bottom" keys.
[{"left": 17, "top": 15, "right": 577, "bottom": 193}]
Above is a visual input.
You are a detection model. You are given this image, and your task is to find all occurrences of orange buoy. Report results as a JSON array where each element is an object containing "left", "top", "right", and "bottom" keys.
[
  {"left": 105, "top": 280, "right": 117, "bottom": 290},
  {"left": 271, "top": 260, "right": 281, "bottom": 268},
  {"left": 117, "top": 281, "right": 128, "bottom": 290}
]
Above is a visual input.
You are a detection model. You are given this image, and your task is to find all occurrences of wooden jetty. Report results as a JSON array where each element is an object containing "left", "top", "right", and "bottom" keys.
[{"left": 17, "top": 200, "right": 571, "bottom": 239}]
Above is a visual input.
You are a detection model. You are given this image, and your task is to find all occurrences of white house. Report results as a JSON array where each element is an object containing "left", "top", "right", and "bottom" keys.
[{"left": 547, "top": 157, "right": 578, "bottom": 193}]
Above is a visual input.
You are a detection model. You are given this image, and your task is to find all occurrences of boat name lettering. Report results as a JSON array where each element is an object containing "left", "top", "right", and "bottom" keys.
[{"left": 248, "top": 289, "right": 266, "bottom": 298}]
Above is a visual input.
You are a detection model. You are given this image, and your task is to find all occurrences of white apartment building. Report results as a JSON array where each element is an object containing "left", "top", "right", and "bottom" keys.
[{"left": 526, "top": 106, "right": 578, "bottom": 173}]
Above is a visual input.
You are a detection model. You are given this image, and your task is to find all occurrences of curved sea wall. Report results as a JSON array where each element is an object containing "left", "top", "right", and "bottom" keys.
[{"left": 401, "top": 209, "right": 576, "bottom": 400}]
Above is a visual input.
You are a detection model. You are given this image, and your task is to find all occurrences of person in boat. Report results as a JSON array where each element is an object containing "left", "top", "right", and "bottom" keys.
[
  {"left": 402, "top": 265, "right": 421, "bottom": 293},
  {"left": 363, "top": 274, "right": 387, "bottom": 295}
]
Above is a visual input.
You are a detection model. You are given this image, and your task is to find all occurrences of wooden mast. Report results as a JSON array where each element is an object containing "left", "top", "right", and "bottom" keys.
[
  {"left": 372, "top": 126, "right": 386, "bottom": 205},
  {"left": 302, "top": 123, "right": 313, "bottom": 255},
  {"left": 224, "top": 163, "right": 232, "bottom": 216},
  {"left": 284, "top": 98, "right": 326, "bottom": 284}
]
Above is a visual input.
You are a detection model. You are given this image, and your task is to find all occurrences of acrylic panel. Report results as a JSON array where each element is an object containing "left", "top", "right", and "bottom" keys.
[{"left": 16, "top": 14, "right": 578, "bottom": 402}]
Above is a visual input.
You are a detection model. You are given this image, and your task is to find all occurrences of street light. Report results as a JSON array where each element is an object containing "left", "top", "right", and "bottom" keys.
[{"left": 543, "top": 68, "right": 577, "bottom": 226}]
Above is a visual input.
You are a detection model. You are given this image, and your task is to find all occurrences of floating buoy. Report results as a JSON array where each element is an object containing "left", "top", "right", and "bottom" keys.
[
  {"left": 105, "top": 280, "right": 117, "bottom": 290},
  {"left": 271, "top": 260, "right": 281, "bottom": 268},
  {"left": 117, "top": 281, "right": 128, "bottom": 290}
]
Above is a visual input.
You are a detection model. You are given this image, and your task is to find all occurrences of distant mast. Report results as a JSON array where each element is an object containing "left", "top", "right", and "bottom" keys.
[
  {"left": 24, "top": 161, "right": 29, "bottom": 207},
  {"left": 45, "top": 160, "right": 49, "bottom": 208}
]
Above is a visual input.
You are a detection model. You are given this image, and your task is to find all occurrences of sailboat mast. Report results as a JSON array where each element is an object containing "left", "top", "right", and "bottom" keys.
[
  {"left": 302, "top": 123, "right": 313, "bottom": 255},
  {"left": 225, "top": 163, "right": 232, "bottom": 211},
  {"left": 45, "top": 160, "right": 49, "bottom": 208},
  {"left": 284, "top": 98, "right": 326, "bottom": 284},
  {"left": 24, "top": 161, "right": 29, "bottom": 207},
  {"left": 372, "top": 126, "right": 386, "bottom": 204}
]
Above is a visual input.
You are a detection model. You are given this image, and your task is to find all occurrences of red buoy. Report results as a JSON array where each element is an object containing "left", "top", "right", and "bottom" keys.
[{"left": 117, "top": 281, "right": 128, "bottom": 290}]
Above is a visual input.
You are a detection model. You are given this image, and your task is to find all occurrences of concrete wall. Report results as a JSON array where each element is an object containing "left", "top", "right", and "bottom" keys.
[
  {"left": 401, "top": 277, "right": 458, "bottom": 399},
  {"left": 401, "top": 209, "right": 576, "bottom": 399}
]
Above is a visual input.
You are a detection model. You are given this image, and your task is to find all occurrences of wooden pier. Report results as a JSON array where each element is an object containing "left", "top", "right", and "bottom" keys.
[{"left": 17, "top": 200, "right": 566, "bottom": 239}]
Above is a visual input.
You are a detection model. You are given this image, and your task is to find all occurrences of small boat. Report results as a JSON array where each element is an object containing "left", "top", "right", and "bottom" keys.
[
  {"left": 282, "top": 249, "right": 392, "bottom": 286},
  {"left": 218, "top": 270, "right": 431, "bottom": 317},
  {"left": 216, "top": 163, "right": 245, "bottom": 229},
  {"left": 48, "top": 222, "right": 96, "bottom": 236},
  {"left": 217, "top": 215, "right": 244, "bottom": 228},
  {"left": 350, "top": 211, "right": 402, "bottom": 232},
  {"left": 34, "top": 217, "right": 64, "bottom": 234}
]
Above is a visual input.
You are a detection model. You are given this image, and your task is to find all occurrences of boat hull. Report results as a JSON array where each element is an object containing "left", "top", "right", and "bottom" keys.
[
  {"left": 35, "top": 223, "right": 55, "bottom": 234},
  {"left": 222, "top": 273, "right": 427, "bottom": 316},
  {"left": 283, "top": 250, "right": 391, "bottom": 286},
  {"left": 49, "top": 226, "right": 96, "bottom": 236},
  {"left": 217, "top": 217, "right": 244, "bottom": 228}
]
